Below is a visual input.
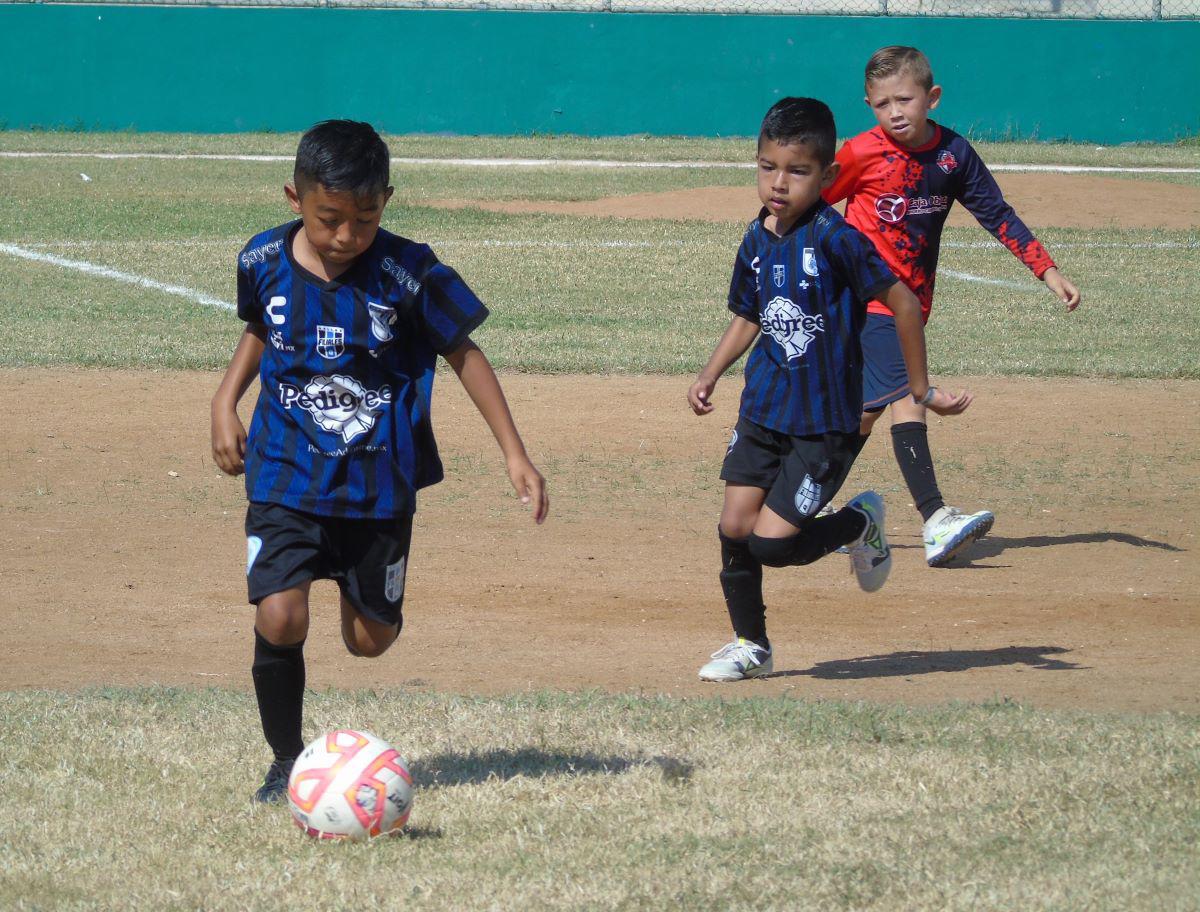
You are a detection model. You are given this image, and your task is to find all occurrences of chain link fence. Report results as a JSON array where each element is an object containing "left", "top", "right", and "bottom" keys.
[{"left": 3, "top": 0, "right": 1195, "bottom": 18}]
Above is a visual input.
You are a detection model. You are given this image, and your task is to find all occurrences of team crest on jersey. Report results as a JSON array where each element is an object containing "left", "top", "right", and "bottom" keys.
[
  {"left": 316, "top": 325, "right": 345, "bottom": 359},
  {"left": 367, "top": 302, "right": 397, "bottom": 344},
  {"left": 937, "top": 150, "right": 959, "bottom": 174},
  {"left": 772, "top": 264, "right": 786, "bottom": 288},
  {"left": 875, "top": 193, "right": 908, "bottom": 224},
  {"left": 760, "top": 296, "right": 825, "bottom": 361},
  {"left": 384, "top": 556, "right": 407, "bottom": 603},
  {"left": 279, "top": 375, "right": 394, "bottom": 443},
  {"left": 802, "top": 248, "right": 819, "bottom": 277},
  {"left": 794, "top": 474, "right": 822, "bottom": 517}
]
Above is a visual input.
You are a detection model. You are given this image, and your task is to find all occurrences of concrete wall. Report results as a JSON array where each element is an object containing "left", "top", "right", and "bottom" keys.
[{"left": 2, "top": 6, "right": 1196, "bottom": 141}]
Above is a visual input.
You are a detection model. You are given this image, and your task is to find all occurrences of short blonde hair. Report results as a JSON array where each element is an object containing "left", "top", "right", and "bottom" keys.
[{"left": 865, "top": 46, "right": 934, "bottom": 91}]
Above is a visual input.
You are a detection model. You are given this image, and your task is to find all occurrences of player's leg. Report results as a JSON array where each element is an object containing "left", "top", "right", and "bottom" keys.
[
  {"left": 700, "top": 419, "right": 776, "bottom": 682},
  {"left": 246, "top": 502, "right": 326, "bottom": 803},
  {"left": 748, "top": 431, "right": 886, "bottom": 590},
  {"left": 862, "top": 313, "right": 993, "bottom": 566},
  {"left": 334, "top": 513, "right": 411, "bottom": 659}
]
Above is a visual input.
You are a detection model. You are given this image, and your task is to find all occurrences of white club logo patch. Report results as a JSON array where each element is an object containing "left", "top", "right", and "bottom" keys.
[
  {"left": 367, "top": 301, "right": 396, "bottom": 343},
  {"left": 385, "top": 556, "right": 407, "bottom": 603},
  {"left": 316, "top": 325, "right": 345, "bottom": 359},
  {"left": 246, "top": 535, "right": 263, "bottom": 574},
  {"left": 794, "top": 474, "right": 822, "bottom": 517},
  {"left": 760, "top": 296, "right": 825, "bottom": 361},
  {"left": 802, "top": 248, "right": 819, "bottom": 277},
  {"left": 279, "top": 375, "right": 393, "bottom": 443}
]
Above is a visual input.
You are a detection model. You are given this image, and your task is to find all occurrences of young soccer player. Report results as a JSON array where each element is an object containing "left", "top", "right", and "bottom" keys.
[
  {"left": 689, "top": 97, "right": 971, "bottom": 683},
  {"left": 823, "top": 45, "right": 1081, "bottom": 567},
  {"left": 211, "top": 120, "right": 549, "bottom": 801}
]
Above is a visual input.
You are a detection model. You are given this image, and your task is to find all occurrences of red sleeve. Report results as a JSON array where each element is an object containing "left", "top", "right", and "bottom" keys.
[{"left": 822, "top": 141, "right": 860, "bottom": 205}]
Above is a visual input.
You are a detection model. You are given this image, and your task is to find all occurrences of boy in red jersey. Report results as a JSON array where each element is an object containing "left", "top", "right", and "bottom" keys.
[{"left": 823, "top": 45, "right": 1080, "bottom": 567}]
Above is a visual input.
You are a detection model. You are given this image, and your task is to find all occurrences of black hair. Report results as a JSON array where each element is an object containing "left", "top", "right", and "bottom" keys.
[
  {"left": 757, "top": 97, "right": 837, "bottom": 168},
  {"left": 293, "top": 120, "right": 390, "bottom": 199}
]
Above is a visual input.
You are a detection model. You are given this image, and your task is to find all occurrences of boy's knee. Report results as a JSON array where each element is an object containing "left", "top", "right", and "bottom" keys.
[
  {"left": 859, "top": 410, "right": 882, "bottom": 435},
  {"left": 748, "top": 532, "right": 817, "bottom": 568},
  {"left": 342, "top": 623, "right": 400, "bottom": 658},
  {"left": 719, "top": 516, "right": 756, "bottom": 539}
]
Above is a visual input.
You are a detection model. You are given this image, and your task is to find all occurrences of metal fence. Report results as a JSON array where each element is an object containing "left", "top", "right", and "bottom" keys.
[{"left": 3, "top": 0, "right": 1195, "bottom": 18}]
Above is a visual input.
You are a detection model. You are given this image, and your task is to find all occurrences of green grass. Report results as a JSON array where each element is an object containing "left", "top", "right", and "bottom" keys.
[{"left": 0, "top": 687, "right": 1196, "bottom": 912}]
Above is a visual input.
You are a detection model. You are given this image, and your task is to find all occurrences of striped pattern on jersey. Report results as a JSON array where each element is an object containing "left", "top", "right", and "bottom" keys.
[
  {"left": 824, "top": 123, "right": 1055, "bottom": 321},
  {"left": 729, "top": 201, "right": 897, "bottom": 437},
  {"left": 237, "top": 221, "right": 487, "bottom": 519}
]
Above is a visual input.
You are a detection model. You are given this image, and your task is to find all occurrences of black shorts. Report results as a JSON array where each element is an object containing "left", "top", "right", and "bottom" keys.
[
  {"left": 245, "top": 502, "right": 413, "bottom": 627},
  {"left": 720, "top": 415, "right": 862, "bottom": 527}
]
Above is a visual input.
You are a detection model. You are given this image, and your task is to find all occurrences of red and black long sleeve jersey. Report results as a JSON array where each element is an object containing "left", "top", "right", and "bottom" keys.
[{"left": 823, "top": 122, "right": 1055, "bottom": 322}]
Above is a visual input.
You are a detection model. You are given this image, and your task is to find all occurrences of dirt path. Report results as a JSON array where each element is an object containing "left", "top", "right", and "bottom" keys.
[
  {"left": 429, "top": 173, "right": 1200, "bottom": 228},
  {"left": 3, "top": 370, "right": 1196, "bottom": 713}
]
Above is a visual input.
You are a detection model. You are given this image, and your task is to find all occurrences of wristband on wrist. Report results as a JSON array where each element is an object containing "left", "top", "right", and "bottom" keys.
[{"left": 915, "top": 386, "right": 937, "bottom": 406}]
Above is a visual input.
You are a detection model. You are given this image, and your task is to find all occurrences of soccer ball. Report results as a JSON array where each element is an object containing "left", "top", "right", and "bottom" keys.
[{"left": 287, "top": 729, "right": 413, "bottom": 840}]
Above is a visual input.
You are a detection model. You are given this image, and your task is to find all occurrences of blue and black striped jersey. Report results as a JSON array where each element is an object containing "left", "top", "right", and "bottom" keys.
[
  {"left": 729, "top": 201, "right": 896, "bottom": 436},
  {"left": 236, "top": 221, "right": 487, "bottom": 519}
]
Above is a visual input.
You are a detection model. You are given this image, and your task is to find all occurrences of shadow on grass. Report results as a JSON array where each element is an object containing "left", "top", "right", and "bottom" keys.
[
  {"left": 409, "top": 748, "right": 694, "bottom": 789},
  {"left": 765, "top": 645, "right": 1084, "bottom": 680}
]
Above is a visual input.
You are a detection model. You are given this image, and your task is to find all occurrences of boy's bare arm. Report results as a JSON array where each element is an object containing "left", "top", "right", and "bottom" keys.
[
  {"left": 211, "top": 323, "right": 267, "bottom": 476},
  {"left": 688, "top": 314, "right": 761, "bottom": 415},
  {"left": 885, "top": 283, "right": 973, "bottom": 417},
  {"left": 444, "top": 339, "right": 548, "bottom": 524}
]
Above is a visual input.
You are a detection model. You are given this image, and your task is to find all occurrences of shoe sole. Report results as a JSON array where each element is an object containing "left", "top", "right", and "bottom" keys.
[
  {"left": 849, "top": 495, "right": 889, "bottom": 591},
  {"left": 926, "top": 514, "right": 995, "bottom": 567}
]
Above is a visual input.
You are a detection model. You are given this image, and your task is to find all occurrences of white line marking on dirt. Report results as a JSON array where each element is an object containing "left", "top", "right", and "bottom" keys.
[
  {"left": 2, "top": 151, "right": 1196, "bottom": 173},
  {"left": 0, "top": 243, "right": 234, "bottom": 310}
]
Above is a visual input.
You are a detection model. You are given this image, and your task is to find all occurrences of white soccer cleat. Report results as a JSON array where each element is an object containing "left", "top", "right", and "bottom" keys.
[
  {"left": 846, "top": 491, "right": 891, "bottom": 592},
  {"left": 923, "top": 506, "right": 995, "bottom": 567},
  {"left": 698, "top": 638, "right": 773, "bottom": 682}
]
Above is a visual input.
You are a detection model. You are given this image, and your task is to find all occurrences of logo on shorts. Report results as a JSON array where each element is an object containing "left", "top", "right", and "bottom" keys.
[
  {"left": 802, "top": 248, "right": 819, "bottom": 277},
  {"left": 761, "top": 296, "right": 825, "bottom": 361},
  {"left": 727, "top": 428, "right": 739, "bottom": 455},
  {"left": 279, "top": 375, "right": 393, "bottom": 443},
  {"left": 875, "top": 193, "right": 908, "bottom": 224},
  {"left": 772, "top": 264, "right": 786, "bottom": 288},
  {"left": 246, "top": 535, "right": 263, "bottom": 574},
  {"left": 367, "top": 302, "right": 396, "bottom": 344},
  {"left": 794, "top": 475, "right": 822, "bottom": 517},
  {"left": 385, "top": 556, "right": 407, "bottom": 603},
  {"left": 937, "top": 150, "right": 959, "bottom": 174},
  {"left": 316, "top": 325, "right": 345, "bottom": 359}
]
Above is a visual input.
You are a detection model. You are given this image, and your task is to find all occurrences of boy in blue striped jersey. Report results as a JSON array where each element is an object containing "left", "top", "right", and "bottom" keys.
[
  {"left": 211, "top": 120, "right": 548, "bottom": 800},
  {"left": 688, "top": 98, "right": 970, "bottom": 682}
]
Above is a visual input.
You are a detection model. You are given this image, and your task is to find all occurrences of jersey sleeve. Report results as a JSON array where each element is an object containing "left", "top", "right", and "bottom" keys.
[
  {"left": 828, "top": 224, "right": 898, "bottom": 304},
  {"left": 236, "top": 256, "right": 261, "bottom": 324},
  {"left": 726, "top": 227, "right": 760, "bottom": 321},
  {"left": 955, "top": 143, "right": 1056, "bottom": 279},
  {"left": 821, "top": 141, "right": 861, "bottom": 206},
  {"left": 412, "top": 248, "right": 490, "bottom": 355}
]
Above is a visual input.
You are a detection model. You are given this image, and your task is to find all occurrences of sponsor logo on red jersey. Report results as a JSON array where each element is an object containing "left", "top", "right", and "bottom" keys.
[{"left": 875, "top": 193, "right": 908, "bottom": 224}]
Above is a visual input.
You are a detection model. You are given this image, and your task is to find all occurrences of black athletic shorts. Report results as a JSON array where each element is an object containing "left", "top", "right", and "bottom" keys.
[
  {"left": 720, "top": 415, "right": 862, "bottom": 527},
  {"left": 245, "top": 502, "right": 413, "bottom": 627}
]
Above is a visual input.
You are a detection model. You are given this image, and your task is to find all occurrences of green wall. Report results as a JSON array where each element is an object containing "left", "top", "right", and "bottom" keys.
[{"left": 1, "top": 6, "right": 1196, "bottom": 142}]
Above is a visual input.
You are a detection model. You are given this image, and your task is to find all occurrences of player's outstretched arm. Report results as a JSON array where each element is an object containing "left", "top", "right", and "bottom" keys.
[
  {"left": 885, "top": 282, "right": 973, "bottom": 417},
  {"left": 688, "top": 314, "right": 760, "bottom": 415},
  {"left": 444, "top": 339, "right": 548, "bottom": 525},
  {"left": 1042, "top": 267, "right": 1081, "bottom": 311},
  {"left": 210, "top": 324, "right": 267, "bottom": 476}
]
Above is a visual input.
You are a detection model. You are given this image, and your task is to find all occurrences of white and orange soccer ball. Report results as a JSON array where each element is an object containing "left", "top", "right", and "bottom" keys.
[{"left": 287, "top": 729, "right": 413, "bottom": 840}]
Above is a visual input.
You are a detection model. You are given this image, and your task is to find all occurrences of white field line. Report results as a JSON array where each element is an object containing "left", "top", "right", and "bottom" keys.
[
  {"left": 0, "top": 243, "right": 234, "bottom": 310},
  {"left": 939, "top": 269, "right": 1036, "bottom": 290},
  {"left": 1, "top": 151, "right": 1196, "bottom": 174}
]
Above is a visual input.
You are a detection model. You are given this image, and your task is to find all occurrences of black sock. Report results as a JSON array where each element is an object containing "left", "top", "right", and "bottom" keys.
[
  {"left": 748, "top": 506, "right": 866, "bottom": 569},
  {"left": 891, "top": 422, "right": 945, "bottom": 521},
  {"left": 252, "top": 629, "right": 306, "bottom": 763},
  {"left": 719, "top": 531, "right": 768, "bottom": 648}
]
